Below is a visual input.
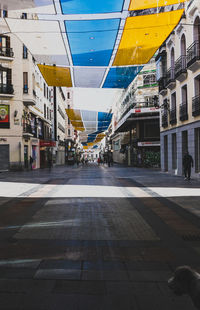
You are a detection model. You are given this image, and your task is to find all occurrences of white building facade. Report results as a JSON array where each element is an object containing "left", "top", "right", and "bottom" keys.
[{"left": 157, "top": 0, "right": 200, "bottom": 178}]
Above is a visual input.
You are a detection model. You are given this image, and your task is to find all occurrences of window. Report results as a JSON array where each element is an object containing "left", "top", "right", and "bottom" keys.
[
  {"left": 23, "top": 72, "right": 28, "bottom": 93},
  {"left": 144, "top": 122, "right": 160, "bottom": 139},
  {"left": 44, "top": 104, "right": 46, "bottom": 118},
  {"left": 113, "top": 140, "right": 120, "bottom": 151},
  {"left": 67, "top": 104, "right": 70, "bottom": 109},
  {"left": 44, "top": 83, "right": 46, "bottom": 97},
  {"left": 181, "top": 84, "right": 188, "bottom": 104},
  {"left": 143, "top": 74, "right": 156, "bottom": 86},
  {"left": 67, "top": 92, "right": 70, "bottom": 99},
  {"left": 23, "top": 45, "right": 28, "bottom": 59},
  {"left": 68, "top": 129, "right": 70, "bottom": 136},
  {"left": 172, "top": 133, "right": 177, "bottom": 169},
  {"left": 47, "top": 107, "right": 49, "bottom": 119},
  {"left": 47, "top": 87, "right": 49, "bottom": 99},
  {"left": 171, "top": 92, "right": 176, "bottom": 109},
  {"left": 195, "top": 128, "right": 200, "bottom": 172}
]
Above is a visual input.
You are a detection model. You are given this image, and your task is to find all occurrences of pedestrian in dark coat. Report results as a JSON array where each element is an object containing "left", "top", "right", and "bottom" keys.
[
  {"left": 183, "top": 151, "right": 193, "bottom": 180},
  {"left": 29, "top": 156, "right": 33, "bottom": 170}
]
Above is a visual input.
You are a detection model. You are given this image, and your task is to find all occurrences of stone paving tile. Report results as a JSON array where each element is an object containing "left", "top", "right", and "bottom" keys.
[
  {"left": 83, "top": 261, "right": 125, "bottom": 271},
  {"left": 0, "top": 279, "right": 55, "bottom": 294},
  {"left": 0, "top": 268, "right": 36, "bottom": 279},
  {"left": 128, "top": 270, "right": 171, "bottom": 282},
  {"left": 34, "top": 269, "right": 81, "bottom": 280},
  {"left": 125, "top": 261, "right": 171, "bottom": 271},
  {"left": 53, "top": 280, "right": 106, "bottom": 295},
  {"left": 132, "top": 282, "right": 161, "bottom": 296},
  {"left": 81, "top": 270, "right": 129, "bottom": 281},
  {"left": 39, "top": 259, "right": 82, "bottom": 270},
  {"left": 0, "top": 259, "right": 41, "bottom": 269},
  {"left": 100, "top": 295, "right": 138, "bottom": 310},
  {"left": 0, "top": 293, "right": 25, "bottom": 309},
  {"left": 135, "top": 295, "right": 196, "bottom": 310},
  {"left": 105, "top": 281, "right": 134, "bottom": 295},
  {"left": 21, "top": 293, "right": 79, "bottom": 310}
]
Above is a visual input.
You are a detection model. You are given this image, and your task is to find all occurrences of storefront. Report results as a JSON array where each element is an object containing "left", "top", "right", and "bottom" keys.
[{"left": 40, "top": 139, "right": 56, "bottom": 168}]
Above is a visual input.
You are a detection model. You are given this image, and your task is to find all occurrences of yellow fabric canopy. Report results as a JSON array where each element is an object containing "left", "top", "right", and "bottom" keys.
[
  {"left": 65, "top": 109, "right": 85, "bottom": 131},
  {"left": 95, "top": 133, "right": 106, "bottom": 143},
  {"left": 113, "top": 9, "right": 184, "bottom": 66},
  {"left": 129, "top": 0, "right": 186, "bottom": 11},
  {"left": 38, "top": 65, "right": 72, "bottom": 87}
]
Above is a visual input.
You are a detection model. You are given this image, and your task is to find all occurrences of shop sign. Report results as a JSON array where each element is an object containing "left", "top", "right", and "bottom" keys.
[
  {"left": 40, "top": 140, "right": 56, "bottom": 147},
  {"left": 32, "top": 139, "right": 38, "bottom": 144},
  {"left": 0, "top": 104, "right": 9, "bottom": 128},
  {"left": 138, "top": 141, "right": 160, "bottom": 147}
]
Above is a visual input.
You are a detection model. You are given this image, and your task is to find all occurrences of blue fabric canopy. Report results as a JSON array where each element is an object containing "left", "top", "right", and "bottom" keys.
[
  {"left": 60, "top": 0, "right": 125, "bottom": 14},
  {"left": 103, "top": 66, "right": 143, "bottom": 88},
  {"left": 65, "top": 19, "right": 120, "bottom": 66}
]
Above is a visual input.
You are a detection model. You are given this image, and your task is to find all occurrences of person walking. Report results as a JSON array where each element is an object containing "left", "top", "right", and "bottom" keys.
[
  {"left": 183, "top": 151, "right": 193, "bottom": 180},
  {"left": 29, "top": 156, "right": 33, "bottom": 170}
]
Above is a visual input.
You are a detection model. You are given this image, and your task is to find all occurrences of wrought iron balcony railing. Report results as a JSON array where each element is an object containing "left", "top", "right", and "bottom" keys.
[
  {"left": 175, "top": 55, "right": 187, "bottom": 78},
  {"left": 166, "top": 67, "right": 175, "bottom": 86},
  {"left": 158, "top": 76, "right": 167, "bottom": 93},
  {"left": 169, "top": 108, "right": 177, "bottom": 125},
  {"left": 192, "top": 95, "right": 200, "bottom": 117},
  {"left": 179, "top": 101, "right": 188, "bottom": 121},
  {"left": 162, "top": 113, "right": 168, "bottom": 128},
  {"left": 0, "top": 83, "right": 14, "bottom": 95},
  {"left": 187, "top": 41, "right": 200, "bottom": 68},
  {"left": 0, "top": 47, "right": 14, "bottom": 58}
]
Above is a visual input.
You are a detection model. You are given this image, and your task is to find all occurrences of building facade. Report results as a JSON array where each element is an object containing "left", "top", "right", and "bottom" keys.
[
  {"left": 0, "top": 10, "right": 71, "bottom": 170},
  {"left": 157, "top": 0, "right": 200, "bottom": 178},
  {"left": 111, "top": 60, "right": 160, "bottom": 167}
]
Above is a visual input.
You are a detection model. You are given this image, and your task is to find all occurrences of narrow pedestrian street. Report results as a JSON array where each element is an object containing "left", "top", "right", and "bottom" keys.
[{"left": 0, "top": 164, "right": 200, "bottom": 309}]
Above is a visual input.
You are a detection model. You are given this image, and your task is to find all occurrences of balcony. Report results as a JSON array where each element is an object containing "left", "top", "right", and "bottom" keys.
[
  {"left": 179, "top": 101, "right": 188, "bottom": 121},
  {"left": 187, "top": 41, "right": 200, "bottom": 71},
  {"left": 161, "top": 113, "right": 168, "bottom": 128},
  {"left": 192, "top": 95, "right": 200, "bottom": 117},
  {"left": 0, "top": 47, "right": 14, "bottom": 60},
  {"left": 166, "top": 68, "right": 176, "bottom": 90},
  {"left": 23, "top": 123, "right": 33, "bottom": 138},
  {"left": 158, "top": 76, "right": 167, "bottom": 96},
  {"left": 0, "top": 83, "right": 14, "bottom": 97},
  {"left": 169, "top": 108, "right": 177, "bottom": 125},
  {"left": 175, "top": 55, "right": 187, "bottom": 82}
]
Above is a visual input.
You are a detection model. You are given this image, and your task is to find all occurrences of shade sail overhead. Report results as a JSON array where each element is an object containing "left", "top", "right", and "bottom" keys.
[
  {"left": 103, "top": 66, "right": 143, "bottom": 88},
  {"left": 66, "top": 109, "right": 85, "bottom": 131},
  {"left": 38, "top": 65, "right": 72, "bottom": 87},
  {"left": 66, "top": 109, "right": 112, "bottom": 145},
  {"left": 6, "top": 19, "right": 69, "bottom": 66},
  {"left": 2, "top": 0, "right": 55, "bottom": 13},
  {"left": 113, "top": 9, "right": 184, "bottom": 66},
  {"left": 73, "top": 67, "right": 106, "bottom": 88},
  {"left": 129, "top": 0, "right": 186, "bottom": 11},
  {"left": 60, "top": 0, "right": 125, "bottom": 14},
  {"left": 5, "top": 0, "right": 185, "bottom": 89},
  {"left": 65, "top": 19, "right": 120, "bottom": 66}
]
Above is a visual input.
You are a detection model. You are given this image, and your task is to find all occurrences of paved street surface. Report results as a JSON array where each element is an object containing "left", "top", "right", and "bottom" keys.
[{"left": 0, "top": 163, "right": 200, "bottom": 310}]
